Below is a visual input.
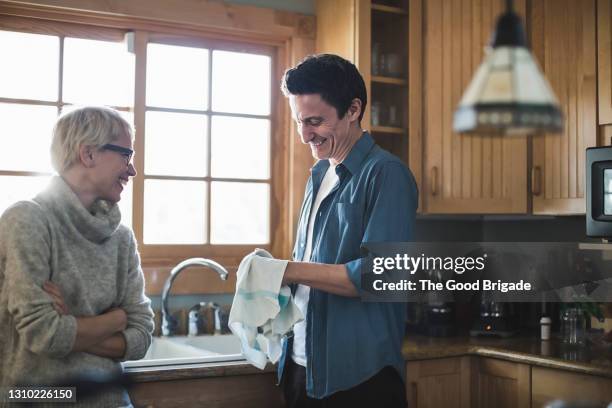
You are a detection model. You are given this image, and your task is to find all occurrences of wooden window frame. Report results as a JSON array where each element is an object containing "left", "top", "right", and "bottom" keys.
[{"left": 0, "top": 2, "right": 316, "bottom": 293}]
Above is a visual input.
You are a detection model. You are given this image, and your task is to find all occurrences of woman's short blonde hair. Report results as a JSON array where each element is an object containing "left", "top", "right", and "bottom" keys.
[{"left": 50, "top": 106, "right": 134, "bottom": 173}]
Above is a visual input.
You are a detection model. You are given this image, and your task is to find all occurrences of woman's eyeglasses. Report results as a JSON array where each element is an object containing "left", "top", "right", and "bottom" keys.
[{"left": 101, "top": 144, "right": 134, "bottom": 166}]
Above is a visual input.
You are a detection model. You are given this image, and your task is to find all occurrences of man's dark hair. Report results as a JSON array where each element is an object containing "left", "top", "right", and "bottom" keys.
[{"left": 281, "top": 54, "right": 367, "bottom": 123}]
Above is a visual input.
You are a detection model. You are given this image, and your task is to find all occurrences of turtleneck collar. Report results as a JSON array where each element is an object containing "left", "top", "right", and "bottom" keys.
[{"left": 36, "top": 176, "right": 121, "bottom": 243}]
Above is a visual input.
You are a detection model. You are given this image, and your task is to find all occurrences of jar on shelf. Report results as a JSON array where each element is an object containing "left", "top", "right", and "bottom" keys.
[
  {"left": 372, "top": 43, "right": 382, "bottom": 76},
  {"left": 371, "top": 100, "right": 383, "bottom": 127}
]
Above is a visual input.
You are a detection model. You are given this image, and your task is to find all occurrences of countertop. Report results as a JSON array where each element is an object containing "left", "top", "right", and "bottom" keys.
[
  {"left": 125, "top": 334, "right": 612, "bottom": 383},
  {"left": 125, "top": 359, "right": 277, "bottom": 383},
  {"left": 403, "top": 335, "right": 612, "bottom": 378}
]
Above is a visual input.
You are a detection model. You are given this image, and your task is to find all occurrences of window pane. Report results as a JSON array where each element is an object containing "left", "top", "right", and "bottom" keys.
[
  {"left": 0, "top": 30, "right": 59, "bottom": 101},
  {"left": 63, "top": 38, "right": 134, "bottom": 106},
  {"left": 0, "top": 103, "right": 57, "bottom": 172},
  {"left": 212, "top": 50, "right": 271, "bottom": 115},
  {"left": 211, "top": 116, "right": 270, "bottom": 179},
  {"left": 145, "top": 111, "right": 208, "bottom": 177},
  {"left": 61, "top": 105, "right": 134, "bottom": 130},
  {"left": 146, "top": 43, "right": 209, "bottom": 110},
  {"left": 0, "top": 175, "right": 51, "bottom": 217},
  {"left": 210, "top": 182, "right": 269, "bottom": 244},
  {"left": 144, "top": 179, "right": 207, "bottom": 244},
  {"left": 117, "top": 182, "right": 133, "bottom": 228}
]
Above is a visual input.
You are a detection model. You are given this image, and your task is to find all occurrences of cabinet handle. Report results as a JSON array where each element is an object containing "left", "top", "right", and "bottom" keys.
[
  {"left": 431, "top": 166, "right": 439, "bottom": 196},
  {"left": 411, "top": 381, "right": 418, "bottom": 407},
  {"left": 531, "top": 166, "right": 542, "bottom": 196}
]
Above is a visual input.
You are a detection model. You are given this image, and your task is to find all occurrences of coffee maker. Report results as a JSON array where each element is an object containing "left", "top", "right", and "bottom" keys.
[{"left": 470, "top": 299, "right": 518, "bottom": 338}]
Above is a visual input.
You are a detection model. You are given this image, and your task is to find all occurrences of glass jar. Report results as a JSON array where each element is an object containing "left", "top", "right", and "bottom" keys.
[
  {"left": 371, "top": 101, "right": 382, "bottom": 127},
  {"left": 560, "top": 306, "right": 586, "bottom": 345}
]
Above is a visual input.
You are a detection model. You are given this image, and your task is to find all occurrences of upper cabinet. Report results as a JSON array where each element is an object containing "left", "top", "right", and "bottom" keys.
[
  {"left": 316, "top": 0, "right": 423, "bottom": 206},
  {"left": 599, "top": 0, "right": 612, "bottom": 126},
  {"left": 530, "top": 0, "right": 597, "bottom": 214},
  {"left": 316, "top": 0, "right": 372, "bottom": 138},
  {"left": 316, "top": 0, "right": 602, "bottom": 215},
  {"left": 422, "top": 0, "right": 528, "bottom": 214}
]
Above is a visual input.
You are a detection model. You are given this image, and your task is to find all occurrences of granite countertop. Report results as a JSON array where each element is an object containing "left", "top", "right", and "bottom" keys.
[
  {"left": 126, "top": 335, "right": 612, "bottom": 383},
  {"left": 403, "top": 335, "right": 612, "bottom": 378}
]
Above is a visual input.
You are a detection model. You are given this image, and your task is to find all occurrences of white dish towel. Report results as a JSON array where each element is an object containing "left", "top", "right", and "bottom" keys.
[{"left": 229, "top": 248, "right": 303, "bottom": 369}]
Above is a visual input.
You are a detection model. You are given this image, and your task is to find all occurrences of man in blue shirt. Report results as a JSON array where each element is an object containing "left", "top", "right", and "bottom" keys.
[{"left": 279, "top": 54, "right": 418, "bottom": 408}]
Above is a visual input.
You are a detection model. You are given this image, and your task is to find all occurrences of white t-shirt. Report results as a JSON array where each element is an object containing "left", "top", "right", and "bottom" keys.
[{"left": 292, "top": 162, "right": 339, "bottom": 367}]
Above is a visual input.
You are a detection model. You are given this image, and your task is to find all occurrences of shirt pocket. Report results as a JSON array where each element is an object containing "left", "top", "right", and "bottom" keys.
[{"left": 335, "top": 202, "right": 364, "bottom": 250}]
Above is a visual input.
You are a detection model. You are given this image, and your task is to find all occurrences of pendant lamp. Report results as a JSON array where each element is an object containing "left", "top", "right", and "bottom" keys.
[{"left": 453, "top": 0, "right": 563, "bottom": 135}]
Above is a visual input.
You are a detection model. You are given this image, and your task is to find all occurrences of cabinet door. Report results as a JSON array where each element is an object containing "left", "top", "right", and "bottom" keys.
[
  {"left": 472, "top": 358, "right": 530, "bottom": 408},
  {"left": 315, "top": 0, "right": 371, "bottom": 127},
  {"left": 599, "top": 0, "right": 612, "bottom": 125},
  {"left": 406, "top": 357, "right": 471, "bottom": 408},
  {"left": 532, "top": 366, "right": 612, "bottom": 407},
  {"left": 530, "top": 0, "right": 597, "bottom": 214},
  {"left": 128, "top": 373, "right": 284, "bottom": 408},
  {"left": 423, "top": 0, "right": 528, "bottom": 214}
]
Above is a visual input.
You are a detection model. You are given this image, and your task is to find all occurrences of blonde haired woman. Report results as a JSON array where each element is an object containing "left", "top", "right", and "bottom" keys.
[{"left": 0, "top": 106, "right": 153, "bottom": 407}]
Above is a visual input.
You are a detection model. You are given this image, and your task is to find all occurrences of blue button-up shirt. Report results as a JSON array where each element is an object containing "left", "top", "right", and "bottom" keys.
[{"left": 278, "top": 132, "right": 418, "bottom": 398}]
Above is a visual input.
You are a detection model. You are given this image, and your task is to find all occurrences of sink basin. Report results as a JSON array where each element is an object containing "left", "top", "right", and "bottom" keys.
[{"left": 123, "top": 334, "right": 244, "bottom": 368}]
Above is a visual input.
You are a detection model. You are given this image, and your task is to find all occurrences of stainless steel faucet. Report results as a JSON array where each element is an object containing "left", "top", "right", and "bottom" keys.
[{"left": 161, "top": 258, "right": 229, "bottom": 336}]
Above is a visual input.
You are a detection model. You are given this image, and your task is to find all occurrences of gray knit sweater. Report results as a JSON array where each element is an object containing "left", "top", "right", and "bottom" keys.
[{"left": 0, "top": 176, "right": 154, "bottom": 407}]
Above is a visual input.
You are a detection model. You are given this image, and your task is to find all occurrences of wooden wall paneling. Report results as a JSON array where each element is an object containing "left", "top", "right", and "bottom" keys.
[
  {"left": 598, "top": 0, "right": 612, "bottom": 125},
  {"left": 530, "top": 0, "right": 597, "bottom": 214},
  {"left": 0, "top": 0, "right": 315, "bottom": 42},
  {"left": 287, "top": 37, "right": 316, "bottom": 256},
  {"left": 408, "top": 0, "right": 423, "bottom": 211},
  {"left": 270, "top": 43, "right": 289, "bottom": 259},
  {"left": 602, "top": 124, "right": 612, "bottom": 146},
  {"left": 315, "top": 0, "right": 372, "bottom": 131},
  {"left": 315, "top": 0, "right": 356, "bottom": 62},
  {"left": 423, "top": 0, "right": 527, "bottom": 214},
  {"left": 355, "top": 0, "right": 371, "bottom": 129}
]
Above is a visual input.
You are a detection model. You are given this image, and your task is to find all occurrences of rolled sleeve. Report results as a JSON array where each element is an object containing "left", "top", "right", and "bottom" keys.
[
  {"left": 345, "top": 258, "right": 365, "bottom": 296},
  {"left": 3, "top": 203, "right": 78, "bottom": 358}
]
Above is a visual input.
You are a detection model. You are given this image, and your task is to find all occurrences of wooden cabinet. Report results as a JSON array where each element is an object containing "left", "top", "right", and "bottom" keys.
[
  {"left": 316, "top": 0, "right": 423, "bottom": 205},
  {"left": 316, "top": 0, "right": 372, "bottom": 140},
  {"left": 530, "top": 0, "right": 598, "bottom": 215},
  {"left": 406, "top": 357, "right": 471, "bottom": 408},
  {"left": 128, "top": 372, "right": 283, "bottom": 408},
  {"left": 419, "top": 0, "right": 599, "bottom": 214},
  {"left": 317, "top": 0, "right": 602, "bottom": 215},
  {"left": 532, "top": 366, "right": 612, "bottom": 407},
  {"left": 422, "top": 0, "right": 528, "bottom": 214},
  {"left": 407, "top": 356, "right": 612, "bottom": 408},
  {"left": 471, "top": 358, "right": 530, "bottom": 408},
  {"left": 598, "top": 0, "right": 612, "bottom": 126}
]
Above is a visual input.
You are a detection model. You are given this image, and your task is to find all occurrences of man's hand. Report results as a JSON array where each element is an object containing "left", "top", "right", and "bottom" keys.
[{"left": 43, "top": 280, "right": 69, "bottom": 315}]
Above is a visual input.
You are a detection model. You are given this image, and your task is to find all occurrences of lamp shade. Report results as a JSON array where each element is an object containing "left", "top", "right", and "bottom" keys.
[{"left": 453, "top": 6, "right": 563, "bottom": 135}]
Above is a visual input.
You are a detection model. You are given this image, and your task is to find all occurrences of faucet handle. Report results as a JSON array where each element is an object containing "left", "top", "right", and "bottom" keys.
[
  {"left": 188, "top": 302, "right": 211, "bottom": 336},
  {"left": 210, "top": 303, "right": 231, "bottom": 335},
  {"left": 162, "top": 313, "right": 178, "bottom": 337}
]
